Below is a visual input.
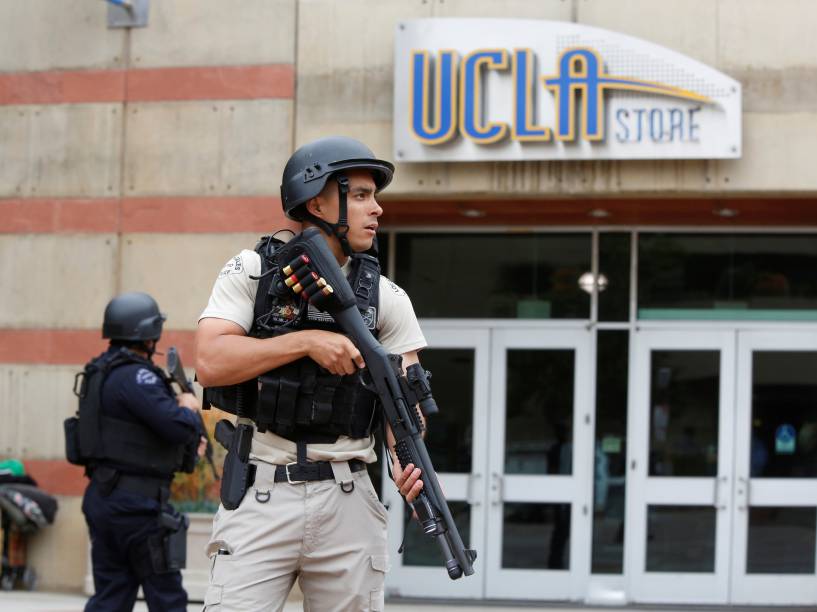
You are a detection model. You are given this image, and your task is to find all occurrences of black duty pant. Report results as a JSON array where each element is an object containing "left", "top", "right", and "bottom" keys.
[{"left": 82, "top": 479, "right": 187, "bottom": 612}]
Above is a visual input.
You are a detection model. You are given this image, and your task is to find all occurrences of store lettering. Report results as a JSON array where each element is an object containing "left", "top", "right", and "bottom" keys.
[{"left": 614, "top": 107, "right": 701, "bottom": 143}]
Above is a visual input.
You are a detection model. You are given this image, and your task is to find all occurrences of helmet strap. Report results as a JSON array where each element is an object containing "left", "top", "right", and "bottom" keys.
[{"left": 308, "top": 174, "right": 353, "bottom": 257}]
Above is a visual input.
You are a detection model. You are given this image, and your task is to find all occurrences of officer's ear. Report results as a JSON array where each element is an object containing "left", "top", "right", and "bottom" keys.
[{"left": 305, "top": 197, "right": 323, "bottom": 219}]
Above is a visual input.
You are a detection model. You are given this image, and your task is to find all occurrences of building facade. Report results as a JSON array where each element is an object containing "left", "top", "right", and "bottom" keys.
[{"left": 1, "top": 0, "right": 816, "bottom": 605}]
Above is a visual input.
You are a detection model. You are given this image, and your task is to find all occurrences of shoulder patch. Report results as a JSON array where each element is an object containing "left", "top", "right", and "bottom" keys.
[
  {"left": 387, "top": 280, "right": 406, "bottom": 297},
  {"left": 136, "top": 368, "right": 159, "bottom": 386},
  {"left": 218, "top": 255, "right": 244, "bottom": 278}
]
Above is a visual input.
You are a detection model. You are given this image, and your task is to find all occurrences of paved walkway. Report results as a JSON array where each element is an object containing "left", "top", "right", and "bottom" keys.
[
  {"left": 0, "top": 591, "right": 656, "bottom": 612},
  {"left": 0, "top": 591, "right": 812, "bottom": 611}
]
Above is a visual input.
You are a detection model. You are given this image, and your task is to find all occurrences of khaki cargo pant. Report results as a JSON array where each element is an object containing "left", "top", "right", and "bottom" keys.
[{"left": 202, "top": 460, "right": 390, "bottom": 612}]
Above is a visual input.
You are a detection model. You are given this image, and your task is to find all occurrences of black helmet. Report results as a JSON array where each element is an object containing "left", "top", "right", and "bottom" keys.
[
  {"left": 102, "top": 292, "right": 166, "bottom": 341},
  {"left": 280, "top": 136, "right": 394, "bottom": 221}
]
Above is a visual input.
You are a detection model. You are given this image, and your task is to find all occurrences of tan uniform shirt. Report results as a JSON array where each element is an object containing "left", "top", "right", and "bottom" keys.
[{"left": 200, "top": 247, "right": 427, "bottom": 465}]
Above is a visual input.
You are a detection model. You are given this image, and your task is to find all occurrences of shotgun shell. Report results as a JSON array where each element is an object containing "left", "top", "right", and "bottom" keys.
[
  {"left": 293, "top": 272, "right": 320, "bottom": 295},
  {"left": 303, "top": 283, "right": 332, "bottom": 302},
  {"left": 284, "top": 274, "right": 300, "bottom": 288},
  {"left": 282, "top": 254, "right": 310, "bottom": 276}
]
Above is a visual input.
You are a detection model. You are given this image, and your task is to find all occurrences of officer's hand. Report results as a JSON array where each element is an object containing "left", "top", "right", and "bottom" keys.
[
  {"left": 178, "top": 392, "right": 202, "bottom": 412},
  {"left": 393, "top": 457, "right": 423, "bottom": 503},
  {"left": 304, "top": 330, "right": 365, "bottom": 376},
  {"left": 197, "top": 436, "right": 208, "bottom": 458}
]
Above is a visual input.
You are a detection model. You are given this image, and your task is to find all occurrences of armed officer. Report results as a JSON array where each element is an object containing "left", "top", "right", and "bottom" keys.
[
  {"left": 72, "top": 292, "right": 205, "bottom": 612},
  {"left": 196, "top": 136, "right": 427, "bottom": 611}
]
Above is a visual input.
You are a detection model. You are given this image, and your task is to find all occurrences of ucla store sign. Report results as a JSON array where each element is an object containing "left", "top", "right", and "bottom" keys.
[{"left": 393, "top": 19, "right": 741, "bottom": 162}]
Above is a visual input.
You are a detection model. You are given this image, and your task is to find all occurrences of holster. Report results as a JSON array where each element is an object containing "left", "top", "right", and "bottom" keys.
[
  {"left": 64, "top": 417, "right": 82, "bottom": 465},
  {"left": 132, "top": 511, "right": 189, "bottom": 577},
  {"left": 159, "top": 511, "right": 189, "bottom": 572},
  {"left": 91, "top": 465, "right": 120, "bottom": 496},
  {"left": 216, "top": 420, "right": 257, "bottom": 511}
]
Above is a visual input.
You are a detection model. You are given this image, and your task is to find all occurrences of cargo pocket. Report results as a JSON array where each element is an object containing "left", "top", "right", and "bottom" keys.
[
  {"left": 202, "top": 584, "right": 222, "bottom": 610},
  {"left": 203, "top": 547, "right": 234, "bottom": 610},
  {"left": 368, "top": 554, "right": 389, "bottom": 611}
]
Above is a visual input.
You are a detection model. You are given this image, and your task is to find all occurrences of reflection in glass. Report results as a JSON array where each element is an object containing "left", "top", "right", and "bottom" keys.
[
  {"left": 404, "top": 501, "right": 471, "bottom": 567},
  {"left": 395, "top": 233, "right": 591, "bottom": 319},
  {"left": 646, "top": 506, "right": 715, "bottom": 572},
  {"left": 503, "top": 503, "right": 571, "bottom": 569},
  {"left": 747, "top": 507, "right": 816, "bottom": 574},
  {"left": 505, "top": 350, "right": 574, "bottom": 475},
  {"left": 599, "top": 233, "right": 631, "bottom": 322},
  {"left": 649, "top": 351, "right": 719, "bottom": 477},
  {"left": 750, "top": 351, "right": 817, "bottom": 478},
  {"left": 420, "top": 349, "right": 474, "bottom": 474},
  {"left": 638, "top": 233, "right": 817, "bottom": 316},
  {"left": 592, "top": 331, "right": 629, "bottom": 574}
]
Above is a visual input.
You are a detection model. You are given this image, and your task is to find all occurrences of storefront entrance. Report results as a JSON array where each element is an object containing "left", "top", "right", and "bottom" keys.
[
  {"left": 384, "top": 323, "right": 595, "bottom": 601},
  {"left": 383, "top": 323, "right": 817, "bottom": 604},
  {"left": 627, "top": 327, "right": 817, "bottom": 606},
  {"left": 380, "top": 229, "right": 817, "bottom": 605}
]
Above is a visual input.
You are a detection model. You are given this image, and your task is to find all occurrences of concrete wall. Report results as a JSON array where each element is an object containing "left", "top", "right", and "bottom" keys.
[
  {"left": 0, "top": 0, "right": 297, "bottom": 592},
  {"left": 1, "top": 0, "right": 816, "bottom": 594}
]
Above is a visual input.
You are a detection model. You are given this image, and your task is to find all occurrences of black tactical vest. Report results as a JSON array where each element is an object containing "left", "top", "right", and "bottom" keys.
[
  {"left": 204, "top": 234, "right": 382, "bottom": 443},
  {"left": 65, "top": 348, "right": 191, "bottom": 477}
]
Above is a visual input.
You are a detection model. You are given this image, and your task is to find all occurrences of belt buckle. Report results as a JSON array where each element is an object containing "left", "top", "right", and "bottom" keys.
[{"left": 285, "top": 462, "right": 307, "bottom": 485}]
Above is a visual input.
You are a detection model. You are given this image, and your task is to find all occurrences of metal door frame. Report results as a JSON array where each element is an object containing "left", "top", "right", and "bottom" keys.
[{"left": 624, "top": 328, "right": 736, "bottom": 604}]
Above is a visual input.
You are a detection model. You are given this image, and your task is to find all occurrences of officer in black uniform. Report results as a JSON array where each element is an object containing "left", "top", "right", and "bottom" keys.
[{"left": 74, "top": 292, "right": 205, "bottom": 612}]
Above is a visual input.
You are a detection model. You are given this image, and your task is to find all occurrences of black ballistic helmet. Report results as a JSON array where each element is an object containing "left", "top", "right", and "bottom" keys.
[
  {"left": 102, "top": 292, "right": 166, "bottom": 341},
  {"left": 280, "top": 136, "right": 394, "bottom": 221}
]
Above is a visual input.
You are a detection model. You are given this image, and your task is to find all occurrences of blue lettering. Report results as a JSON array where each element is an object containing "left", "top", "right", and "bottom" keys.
[
  {"left": 633, "top": 108, "right": 646, "bottom": 142},
  {"left": 615, "top": 109, "right": 630, "bottom": 143},
  {"left": 669, "top": 108, "right": 684, "bottom": 142},
  {"left": 460, "top": 49, "right": 509, "bottom": 143},
  {"left": 615, "top": 106, "right": 705, "bottom": 144},
  {"left": 649, "top": 109, "right": 665, "bottom": 142},
  {"left": 513, "top": 49, "right": 549, "bottom": 141},
  {"left": 688, "top": 107, "right": 701, "bottom": 142},
  {"left": 544, "top": 48, "right": 604, "bottom": 140},
  {"left": 410, "top": 51, "right": 458, "bottom": 144}
]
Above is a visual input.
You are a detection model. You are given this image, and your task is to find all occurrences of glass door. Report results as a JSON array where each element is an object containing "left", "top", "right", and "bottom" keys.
[
  {"left": 731, "top": 330, "right": 817, "bottom": 605},
  {"left": 384, "top": 326, "right": 490, "bottom": 599},
  {"left": 626, "top": 330, "right": 735, "bottom": 604},
  {"left": 484, "top": 328, "right": 594, "bottom": 600}
]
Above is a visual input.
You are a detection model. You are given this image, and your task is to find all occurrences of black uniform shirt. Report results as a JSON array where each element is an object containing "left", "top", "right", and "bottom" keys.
[{"left": 100, "top": 347, "right": 201, "bottom": 476}]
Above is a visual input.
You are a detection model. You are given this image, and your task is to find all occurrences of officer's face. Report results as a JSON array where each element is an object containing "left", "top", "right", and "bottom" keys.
[{"left": 311, "top": 169, "right": 383, "bottom": 254}]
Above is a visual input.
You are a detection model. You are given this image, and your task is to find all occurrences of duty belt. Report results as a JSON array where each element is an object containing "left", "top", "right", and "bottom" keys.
[
  {"left": 274, "top": 459, "right": 367, "bottom": 484},
  {"left": 93, "top": 470, "right": 170, "bottom": 500}
]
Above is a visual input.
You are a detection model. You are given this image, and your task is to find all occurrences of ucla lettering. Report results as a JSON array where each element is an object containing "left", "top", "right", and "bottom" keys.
[
  {"left": 459, "top": 49, "right": 509, "bottom": 143},
  {"left": 513, "top": 49, "right": 550, "bottom": 141},
  {"left": 410, "top": 50, "right": 458, "bottom": 144},
  {"left": 409, "top": 45, "right": 712, "bottom": 147}
]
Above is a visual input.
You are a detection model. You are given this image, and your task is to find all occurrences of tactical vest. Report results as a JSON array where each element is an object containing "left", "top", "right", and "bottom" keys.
[
  {"left": 65, "top": 348, "right": 191, "bottom": 476},
  {"left": 204, "top": 234, "right": 382, "bottom": 443}
]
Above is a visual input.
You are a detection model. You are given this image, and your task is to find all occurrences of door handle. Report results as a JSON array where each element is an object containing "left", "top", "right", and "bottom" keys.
[
  {"left": 737, "top": 476, "right": 751, "bottom": 510},
  {"left": 713, "top": 475, "right": 728, "bottom": 510},
  {"left": 467, "top": 473, "right": 482, "bottom": 507},
  {"left": 490, "top": 472, "right": 504, "bottom": 506}
]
